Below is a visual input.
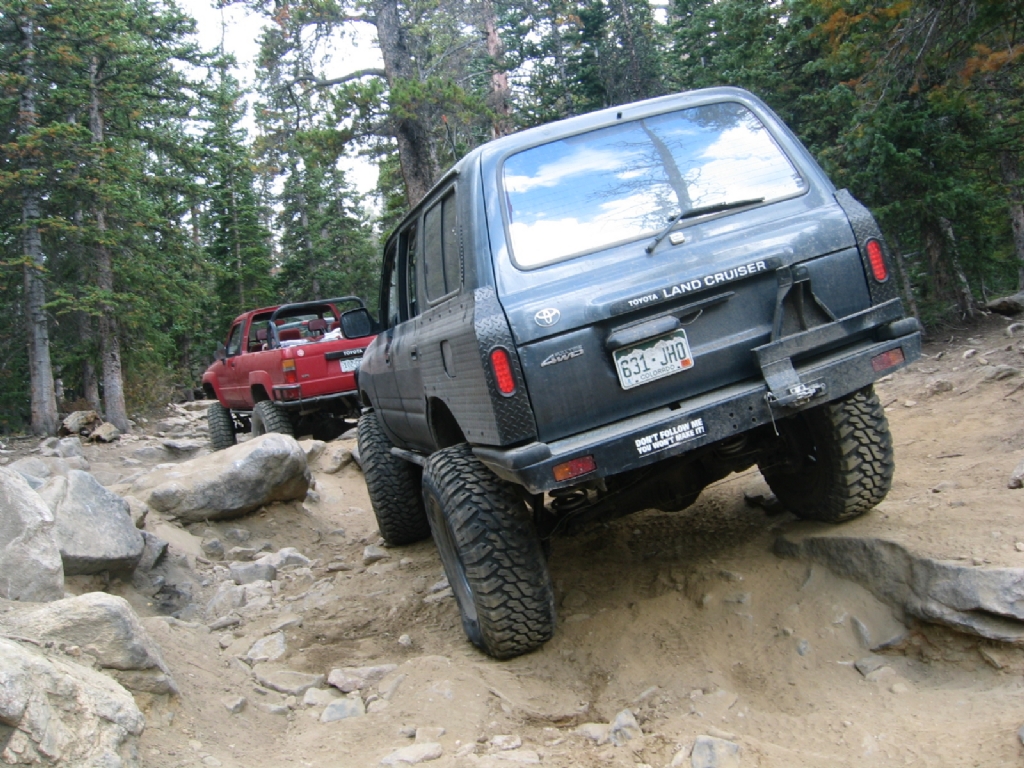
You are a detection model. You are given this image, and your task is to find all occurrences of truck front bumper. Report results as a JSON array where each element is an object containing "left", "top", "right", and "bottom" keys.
[{"left": 473, "top": 329, "right": 921, "bottom": 495}]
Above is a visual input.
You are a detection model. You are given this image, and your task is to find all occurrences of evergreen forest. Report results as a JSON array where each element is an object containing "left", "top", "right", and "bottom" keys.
[{"left": 1, "top": 0, "right": 1022, "bottom": 434}]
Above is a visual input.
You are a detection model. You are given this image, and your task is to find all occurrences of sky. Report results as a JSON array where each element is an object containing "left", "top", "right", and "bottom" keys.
[{"left": 177, "top": 0, "right": 382, "bottom": 194}]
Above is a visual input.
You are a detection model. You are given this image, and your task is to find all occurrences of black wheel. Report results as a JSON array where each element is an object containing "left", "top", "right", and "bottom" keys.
[
  {"left": 207, "top": 402, "right": 237, "bottom": 451},
  {"left": 422, "top": 444, "right": 555, "bottom": 659},
  {"left": 759, "top": 385, "right": 894, "bottom": 523},
  {"left": 357, "top": 412, "right": 430, "bottom": 545},
  {"left": 251, "top": 400, "right": 294, "bottom": 438}
]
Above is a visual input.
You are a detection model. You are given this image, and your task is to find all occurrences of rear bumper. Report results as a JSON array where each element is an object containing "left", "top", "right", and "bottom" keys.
[{"left": 473, "top": 330, "right": 921, "bottom": 495}]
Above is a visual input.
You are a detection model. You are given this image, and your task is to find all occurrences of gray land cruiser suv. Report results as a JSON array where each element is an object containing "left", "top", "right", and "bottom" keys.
[{"left": 350, "top": 86, "right": 921, "bottom": 659}]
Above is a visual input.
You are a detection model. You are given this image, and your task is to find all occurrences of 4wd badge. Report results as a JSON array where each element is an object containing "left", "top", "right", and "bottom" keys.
[{"left": 534, "top": 308, "right": 560, "bottom": 327}]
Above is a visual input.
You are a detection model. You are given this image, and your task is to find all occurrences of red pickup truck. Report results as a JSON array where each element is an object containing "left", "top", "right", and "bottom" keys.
[{"left": 201, "top": 297, "right": 375, "bottom": 449}]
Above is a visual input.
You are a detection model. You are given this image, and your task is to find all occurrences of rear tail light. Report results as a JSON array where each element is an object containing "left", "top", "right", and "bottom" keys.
[
  {"left": 282, "top": 358, "right": 297, "bottom": 384},
  {"left": 865, "top": 239, "right": 889, "bottom": 282},
  {"left": 871, "top": 347, "right": 905, "bottom": 372},
  {"left": 553, "top": 455, "right": 596, "bottom": 482},
  {"left": 489, "top": 348, "right": 516, "bottom": 395}
]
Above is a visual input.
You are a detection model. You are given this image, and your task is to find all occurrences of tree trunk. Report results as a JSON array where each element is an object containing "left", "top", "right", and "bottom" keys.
[
  {"left": 375, "top": 0, "right": 441, "bottom": 205},
  {"left": 998, "top": 151, "right": 1024, "bottom": 292},
  {"left": 480, "top": 0, "right": 511, "bottom": 138},
  {"left": 18, "top": 12, "right": 59, "bottom": 436},
  {"left": 887, "top": 233, "right": 922, "bottom": 328},
  {"left": 78, "top": 311, "right": 101, "bottom": 410},
  {"left": 90, "top": 56, "right": 130, "bottom": 432},
  {"left": 939, "top": 217, "right": 975, "bottom": 319}
]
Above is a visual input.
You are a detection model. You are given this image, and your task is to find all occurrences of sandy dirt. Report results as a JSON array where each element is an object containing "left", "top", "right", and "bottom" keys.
[{"left": 15, "top": 313, "right": 1024, "bottom": 768}]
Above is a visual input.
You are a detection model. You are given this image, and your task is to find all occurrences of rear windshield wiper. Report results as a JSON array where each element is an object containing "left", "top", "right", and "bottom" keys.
[{"left": 645, "top": 197, "right": 766, "bottom": 254}]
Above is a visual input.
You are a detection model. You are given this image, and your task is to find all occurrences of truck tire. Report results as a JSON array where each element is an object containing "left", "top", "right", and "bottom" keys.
[
  {"left": 251, "top": 400, "right": 294, "bottom": 438},
  {"left": 422, "top": 444, "right": 555, "bottom": 659},
  {"left": 759, "top": 385, "right": 893, "bottom": 523},
  {"left": 207, "top": 402, "right": 237, "bottom": 451},
  {"left": 357, "top": 412, "right": 430, "bottom": 545}
]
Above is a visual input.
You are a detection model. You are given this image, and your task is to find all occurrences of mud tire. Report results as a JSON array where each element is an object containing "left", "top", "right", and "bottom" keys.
[
  {"left": 759, "top": 385, "right": 894, "bottom": 523},
  {"left": 422, "top": 444, "right": 555, "bottom": 659},
  {"left": 251, "top": 400, "right": 295, "bottom": 438},
  {"left": 207, "top": 402, "right": 237, "bottom": 451},
  {"left": 358, "top": 412, "right": 430, "bottom": 545}
]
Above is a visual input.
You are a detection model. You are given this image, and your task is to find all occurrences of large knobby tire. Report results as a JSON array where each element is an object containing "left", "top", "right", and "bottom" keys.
[
  {"left": 207, "top": 402, "right": 237, "bottom": 451},
  {"left": 422, "top": 444, "right": 555, "bottom": 659},
  {"left": 357, "top": 412, "right": 430, "bottom": 545},
  {"left": 759, "top": 385, "right": 894, "bottom": 523},
  {"left": 251, "top": 400, "right": 294, "bottom": 438}
]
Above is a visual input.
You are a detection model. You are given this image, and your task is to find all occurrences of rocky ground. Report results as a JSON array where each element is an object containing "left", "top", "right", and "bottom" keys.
[{"left": 3, "top": 313, "right": 1024, "bottom": 768}]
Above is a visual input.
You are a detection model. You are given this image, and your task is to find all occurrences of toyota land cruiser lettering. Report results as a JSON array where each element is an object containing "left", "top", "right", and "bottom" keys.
[{"left": 349, "top": 87, "right": 921, "bottom": 659}]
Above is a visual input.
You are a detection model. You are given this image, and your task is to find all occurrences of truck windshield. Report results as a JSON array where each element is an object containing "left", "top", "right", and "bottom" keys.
[{"left": 501, "top": 101, "right": 806, "bottom": 268}]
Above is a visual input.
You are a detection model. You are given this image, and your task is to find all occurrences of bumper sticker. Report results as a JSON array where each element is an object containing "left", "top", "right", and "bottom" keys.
[{"left": 634, "top": 417, "right": 706, "bottom": 456}]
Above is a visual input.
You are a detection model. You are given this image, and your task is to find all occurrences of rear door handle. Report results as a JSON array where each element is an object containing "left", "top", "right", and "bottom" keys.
[{"left": 410, "top": 345, "right": 418, "bottom": 360}]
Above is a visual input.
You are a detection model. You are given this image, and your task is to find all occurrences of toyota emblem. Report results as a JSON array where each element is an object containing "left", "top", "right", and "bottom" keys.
[{"left": 534, "top": 308, "right": 560, "bottom": 327}]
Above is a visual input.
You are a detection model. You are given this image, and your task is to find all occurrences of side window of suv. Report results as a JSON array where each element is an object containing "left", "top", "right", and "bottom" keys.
[
  {"left": 423, "top": 188, "right": 459, "bottom": 302},
  {"left": 382, "top": 242, "right": 400, "bottom": 330},
  {"left": 225, "top": 322, "right": 244, "bottom": 357},
  {"left": 402, "top": 224, "right": 419, "bottom": 319}
]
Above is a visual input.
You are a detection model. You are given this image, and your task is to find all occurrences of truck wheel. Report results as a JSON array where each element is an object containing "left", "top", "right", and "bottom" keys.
[
  {"left": 251, "top": 400, "right": 294, "bottom": 438},
  {"left": 422, "top": 444, "right": 555, "bottom": 659},
  {"left": 759, "top": 385, "right": 894, "bottom": 523},
  {"left": 357, "top": 412, "right": 430, "bottom": 545},
  {"left": 207, "top": 402, "right": 237, "bottom": 451}
]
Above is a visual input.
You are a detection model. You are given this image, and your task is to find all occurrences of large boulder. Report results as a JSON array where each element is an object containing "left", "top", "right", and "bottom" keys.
[
  {"left": 39, "top": 470, "right": 143, "bottom": 575},
  {"left": 0, "top": 637, "right": 145, "bottom": 766},
  {"left": 0, "top": 592, "right": 177, "bottom": 696},
  {"left": 0, "top": 468, "right": 64, "bottom": 602},
  {"left": 987, "top": 290, "right": 1024, "bottom": 316},
  {"left": 128, "top": 433, "right": 311, "bottom": 521}
]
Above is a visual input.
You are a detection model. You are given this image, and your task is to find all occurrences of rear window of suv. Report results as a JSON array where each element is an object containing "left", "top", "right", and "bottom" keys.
[{"left": 501, "top": 101, "right": 806, "bottom": 269}]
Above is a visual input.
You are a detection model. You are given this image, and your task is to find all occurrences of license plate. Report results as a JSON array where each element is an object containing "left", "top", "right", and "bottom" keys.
[
  {"left": 340, "top": 358, "right": 360, "bottom": 373},
  {"left": 613, "top": 329, "right": 694, "bottom": 390}
]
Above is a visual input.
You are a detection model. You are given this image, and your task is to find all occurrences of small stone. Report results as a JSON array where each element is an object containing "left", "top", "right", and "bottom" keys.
[
  {"left": 411, "top": 577, "right": 428, "bottom": 593},
  {"left": 609, "top": 709, "right": 641, "bottom": 746},
  {"left": 577, "top": 723, "right": 610, "bottom": 745},
  {"left": 416, "top": 727, "right": 445, "bottom": 743},
  {"left": 218, "top": 633, "right": 233, "bottom": 649},
  {"left": 963, "top": 348, "right": 977, "bottom": 359},
  {"left": 1009, "top": 458, "right": 1024, "bottom": 490},
  {"left": 259, "top": 703, "right": 290, "bottom": 716},
  {"left": 423, "top": 587, "right": 453, "bottom": 604},
  {"left": 380, "top": 742, "right": 443, "bottom": 765},
  {"left": 327, "top": 560, "right": 353, "bottom": 572},
  {"left": 1018, "top": 724, "right": 1024, "bottom": 746},
  {"left": 327, "top": 664, "right": 398, "bottom": 693},
  {"left": 201, "top": 539, "right": 225, "bottom": 559},
  {"left": 398, "top": 634, "right": 413, "bottom": 647},
  {"left": 797, "top": 639, "right": 810, "bottom": 656},
  {"left": 209, "top": 615, "right": 241, "bottom": 631},
  {"left": 489, "top": 735, "right": 522, "bottom": 750},
  {"left": 246, "top": 632, "right": 286, "bottom": 664},
  {"left": 303, "top": 687, "right": 341, "bottom": 707},
  {"left": 1016, "top": 542, "right": 1024, "bottom": 552},
  {"left": 865, "top": 666, "right": 897, "bottom": 683},
  {"left": 902, "top": 400, "right": 917, "bottom": 407},
  {"left": 253, "top": 667, "right": 325, "bottom": 696},
  {"left": 364, "top": 545, "right": 389, "bottom": 565},
  {"left": 691, "top": 736, "right": 740, "bottom": 768},
  {"left": 320, "top": 697, "right": 366, "bottom": 723},
  {"left": 854, "top": 656, "right": 887, "bottom": 677},
  {"left": 271, "top": 614, "right": 303, "bottom": 632},
  {"left": 222, "top": 696, "right": 246, "bottom": 714},
  {"left": 890, "top": 682, "right": 908, "bottom": 694}
]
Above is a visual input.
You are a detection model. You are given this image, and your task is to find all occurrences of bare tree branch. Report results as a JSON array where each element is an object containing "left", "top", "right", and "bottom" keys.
[{"left": 288, "top": 68, "right": 387, "bottom": 89}]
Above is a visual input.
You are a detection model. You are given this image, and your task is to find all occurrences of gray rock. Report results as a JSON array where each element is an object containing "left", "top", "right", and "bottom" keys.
[
  {"left": 90, "top": 422, "right": 122, "bottom": 442},
  {"left": 57, "top": 436, "right": 84, "bottom": 458},
  {"left": 0, "top": 467, "right": 64, "bottom": 601},
  {"left": 206, "top": 582, "right": 248, "bottom": 620},
  {"left": 60, "top": 409, "right": 102, "bottom": 436},
  {"left": 300, "top": 439, "right": 327, "bottom": 463},
  {"left": 208, "top": 615, "right": 241, "bottom": 631},
  {"left": 609, "top": 709, "right": 642, "bottom": 746},
  {"left": 854, "top": 656, "right": 888, "bottom": 677},
  {"left": 42, "top": 470, "right": 143, "bottom": 575},
  {"left": 123, "top": 494, "right": 150, "bottom": 528},
  {"left": 0, "top": 592, "right": 176, "bottom": 694},
  {"left": 10, "top": 455, "right": 70, "bottom": 482},
  {"left": 364, "top": 544, "right": 389, "bottom": 565},
  {"left": 230, "top": 560, "right": 277, "bottom": 584},
  {"left": 303, "top": 687, "right": 341, "bottom": 707},
  {"left": 161, "top": 439, "right": 203, "bottom": 457},
  {"left": 776, "top": 533, "right": 1024, "bottom": 642},
  {"left": 137, "top": 531, "right": 169, "bottom": 572},
  {"left": 223, "top": 696, "right": 247, "bottom": 714},
  {"left": 201, "top": 538, "right": 225, "bottom": 559},
  {"left": 327, "top": 664, "right": 398, "bottom": 693},
  {"left": 0, "top": 637, "right": 144, "bottom": 766},
  {"left": 246, "top": 631, "right": 287, "bottom": 664},
  {"left": 320, "top": 697, "right": 366, "bottom": 723},
  {"left": 129, "top": 434, "right": 311, "bottom": 521},
  {"left": 224, "top": 527, "right": 252, "bottom": 542},
  {"left": 981, "top": 365, "right": 1020, "bottom": 382},
  {"left": 321, "top": 446, "right": 354, "bottom": 474},
  {"left": 1009, "top": 457, "right": 1024, "bottom": 490},
  {"left": 987, "top": 291, "right": 1024, "bottom": 315},
  {"left": 691, "top": 735, "right": 741, "bottom": 768},
  {"left": 253, "top": 665, "right": 325, "bottom": 696},
  {"left": 380, "top": 742, "right": 441, "bottom": 764},
  {"left": 257, "top": 547, "right": 311, "bottom": 569},
  {"left": 227, "top": 546, "right": 259, "bottom": 561}
]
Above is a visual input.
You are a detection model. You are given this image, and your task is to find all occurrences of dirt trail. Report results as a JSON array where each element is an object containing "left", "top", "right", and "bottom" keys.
[{"left": 23, "top": 314, "right": 1024, "bottom": 767}]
